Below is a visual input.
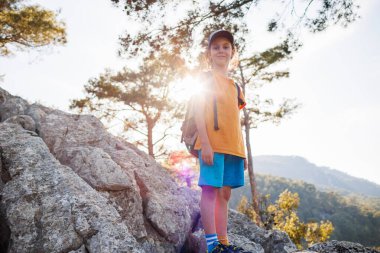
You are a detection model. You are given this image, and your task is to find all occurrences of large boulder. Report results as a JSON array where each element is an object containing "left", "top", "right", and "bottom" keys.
[
  {"left": 0, "top": 87, "right": 200, "bottom": 252},
  {"left": 35, "top": 109, "right": 200, "bottom": 251},
  {"left": 0, "top": 123, "right": 144, "bottom": 253}
]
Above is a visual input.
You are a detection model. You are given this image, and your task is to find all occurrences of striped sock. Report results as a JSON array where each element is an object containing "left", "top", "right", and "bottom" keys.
[
  {"left": 218, "top": 234, "right": 229, "bottom": 245},
  {"left": 205, "top": 233, "right": 219, "bottom": 252}
]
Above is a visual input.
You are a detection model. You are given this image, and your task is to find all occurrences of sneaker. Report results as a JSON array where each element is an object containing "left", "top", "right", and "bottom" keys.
[
  {"left": 209, "top": 242, "right": 233, "bottom": 253},
  {"left": 225, "top": 244, "right": 252, "bottom": 253}
]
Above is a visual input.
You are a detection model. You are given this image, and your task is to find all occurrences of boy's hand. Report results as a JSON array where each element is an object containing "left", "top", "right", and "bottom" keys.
[
  {"left": 244, "top": 158, "right": 248, "bottom": 171},
  {"left": 202, "top": 143, "right": 214, "bottom": 165}
]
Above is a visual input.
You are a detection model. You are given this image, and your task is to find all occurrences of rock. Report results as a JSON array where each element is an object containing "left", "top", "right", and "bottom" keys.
[
  {"left": 68, "top": 244, "right": 87, "bottom": 253},
  {"left": 229, "top": 233, "right": 265, "bottom": 253},
  {"left": 227, "top": 209, "right": 297, "bottom": 253},
  {"left": 0, "top": 211, "right": 10, "bottom": 253},
  {"left": 184, "top": 209, "right": 296, "bottom": 253},
  {"left": 56, "top": 145, "right": 148, "bottom": 239},
  {"left": 183, "top": 229, "right": 265, "bottom": 253},
  {"left": 57, "top": 146, "right": 134, "bottom": 191},
  {"left": 0, "top": 88, "right": 8, "bottom": 105},
  {"left": 34, "top": 108, "right": 200, "bottom": 251},
  {"left": 0, "top": 123, "right": 144, "bottom": 253},
  {"left": 0, "top": 95, "right": 29, "bottom": 121},
  {"left": 181, "top": 229, "right": 204, "bottom": 253},
  {"left": 4, "top": 114, "right": 36, "bottom": 132},
  {"left": 0, "top": 88, "right": 202, "bottom": 252},
  {"left": 25, "top": 103, "right": 52, "bottom": 135},
  {"left": 307, "top": 240, "right": 379, "bottom": 253}
]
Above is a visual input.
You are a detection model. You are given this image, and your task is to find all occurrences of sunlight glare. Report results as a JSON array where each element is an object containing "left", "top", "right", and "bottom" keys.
[{"left": 170, "top": 74, "right": 207, "bottom": 103}]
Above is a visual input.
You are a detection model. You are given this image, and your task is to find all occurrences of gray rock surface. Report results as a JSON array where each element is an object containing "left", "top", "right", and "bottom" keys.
[
  {"left": 228, "top": 209, "right": 297, "bottom": 253},
  {"left": 58, "top": 146, "right": 134, "bottom": 191},
  {"left": 307, "top": 240, "right": 379, "bottom": 253},
  {"left": 183, "top": 209, "right": 297, "bottom": 253},
  {"left": 183, "top": 229, "right": 265, "bottom": 253},
  {"left": 0, "top": 87, "right": 200, "bottom": 252},
  {"left": 34, "top": 106, "right": 200, "bottom": 250},
  {"left": 0, "top": 94, "right": 29, "bottom": 121},
  {"left": 3, "top": 114, "right": 36, "bottom": 131},
  {"left": 0, "top": 123, "right": 144, "bottom": 253}
]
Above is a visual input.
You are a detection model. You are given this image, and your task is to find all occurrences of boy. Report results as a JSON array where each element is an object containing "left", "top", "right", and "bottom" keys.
[{"left": 194, "top": 30, "right": 250, "bottom": 253}]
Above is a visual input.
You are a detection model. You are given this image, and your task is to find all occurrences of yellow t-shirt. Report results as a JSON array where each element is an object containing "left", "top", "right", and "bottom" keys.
[{"left": 194, "top": 70, "right": 247, "bottom": 158}]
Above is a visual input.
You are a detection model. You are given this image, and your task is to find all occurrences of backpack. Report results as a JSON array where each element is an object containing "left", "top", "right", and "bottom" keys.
[{"left": 180, "top": 72, "right": 243, "bottom": 158}]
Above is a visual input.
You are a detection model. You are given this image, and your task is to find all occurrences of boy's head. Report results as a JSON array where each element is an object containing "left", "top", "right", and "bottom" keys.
[
  {"left": 208, "top": 30, "right": 234, "bottom": 50},
  {"left": 206, "top": 30, "right": 236, "bottom": 69}
]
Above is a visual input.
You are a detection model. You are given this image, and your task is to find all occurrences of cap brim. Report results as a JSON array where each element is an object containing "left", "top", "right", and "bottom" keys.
[{"left": 208, "top": 30, "right": 234, "bottom": 47}]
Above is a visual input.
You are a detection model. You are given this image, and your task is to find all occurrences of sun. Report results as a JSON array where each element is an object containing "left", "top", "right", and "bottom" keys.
[{"left": 170, "top": 74, "right": 207, "bottom": 103}]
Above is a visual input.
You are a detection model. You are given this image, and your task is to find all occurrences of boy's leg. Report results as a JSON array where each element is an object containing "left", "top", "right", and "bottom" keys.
[
  {"left": 200, "top": 185, "right": 218, "bottom": 234},
  {"left": 198, "top": 151, "right": 229, "bottom": 251},
  {"left": 216, "top": 154, "right": 244, "bottom": 247},
  {"left": 201, "top": 185, "right": 221, "bottom": 251},
  {"left": 215, "top": 186, "right": 231, "bottom": 244},
  {"left": 198, "top": 150, "right": 225, "bottom": 235}
]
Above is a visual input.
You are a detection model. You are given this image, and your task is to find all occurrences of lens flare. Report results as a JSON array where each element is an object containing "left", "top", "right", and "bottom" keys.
[{"left": 170, "top": 74, "right": 208, "bottom": 103}]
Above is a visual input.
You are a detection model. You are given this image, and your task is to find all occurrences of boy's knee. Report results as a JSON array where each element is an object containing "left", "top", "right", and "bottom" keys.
[
  {"left": 218, "top": 187, "right": 231, "bottom": 201},
  {"left": 201, "top": 186, "right": 218, "bottom": 198}
]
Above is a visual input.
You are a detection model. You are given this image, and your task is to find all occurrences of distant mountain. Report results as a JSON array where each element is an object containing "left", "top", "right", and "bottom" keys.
[
  {"left": 230, "top": 173, "right": 380, "bottom": 247},
  {"left": 252, "top": 155, "right": 380, "bottom": 197}
]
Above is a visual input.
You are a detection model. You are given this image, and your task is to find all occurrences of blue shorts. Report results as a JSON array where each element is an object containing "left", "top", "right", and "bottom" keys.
[{"left": 198, "top": 150, "right": 245, "bottom": 189}]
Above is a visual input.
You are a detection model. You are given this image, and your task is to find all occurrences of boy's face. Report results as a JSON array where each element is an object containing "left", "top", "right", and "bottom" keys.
[{"left": 208, "top": 37, "right": 234, "bottom": 67}]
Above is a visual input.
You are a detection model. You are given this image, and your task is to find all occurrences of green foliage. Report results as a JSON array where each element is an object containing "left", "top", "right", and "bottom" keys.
[
  {"left": 238, "top": 189, "right": 334, "bottom": 249},
  {"left": 234, "top": 35, "right": 302, "bottom": 129},
  {"left": 0, "top": 0, "right": 66, "bottom": 56},
  {"left": 237, "top": 195, "right": 259, "bottom": 223},
  {"left": 108, "top": 0, "right": 358, "bottom": 126},
  {"left": 70, "top": 52, "right": 186, "bottom": 158},
  {"left": 231, "top": 174, "right": 380, "bottom": 247},
  {"left": 110, "top": 0, "right": 359, "bottom": 59}
]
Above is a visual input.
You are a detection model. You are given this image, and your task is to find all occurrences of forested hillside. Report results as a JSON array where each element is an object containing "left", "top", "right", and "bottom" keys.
[
  {"left": 230, "top": 173, "right": 380, "bottom": 247},
  {"left": 253, "top": 155, "right": 380, "bottom": 197}
]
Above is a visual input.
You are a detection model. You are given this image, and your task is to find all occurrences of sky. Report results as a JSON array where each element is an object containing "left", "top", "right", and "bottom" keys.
[{"left": 1, "top": 0, "right": 379, "bottom": 184}]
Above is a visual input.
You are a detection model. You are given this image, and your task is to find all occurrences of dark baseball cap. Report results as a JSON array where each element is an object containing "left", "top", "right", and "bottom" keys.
[{"left": 208, "top": 30, "right": 234, "bottom": 48}]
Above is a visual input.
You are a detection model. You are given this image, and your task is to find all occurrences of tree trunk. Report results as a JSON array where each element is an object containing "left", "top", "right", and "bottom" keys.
[
  {"left": 147, "top": 118, "right": 154, "bottom": 158},
  {"left": 238, "top": 63, "right": 262, "bottom": 225},
  {"left": 243, "top": 107, "right": 261, "bottom": 225}
]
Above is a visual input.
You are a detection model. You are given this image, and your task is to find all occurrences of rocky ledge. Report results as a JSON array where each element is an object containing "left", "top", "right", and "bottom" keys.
[{"left": 0, "top": 87, "right": 378, "bottom": 253}]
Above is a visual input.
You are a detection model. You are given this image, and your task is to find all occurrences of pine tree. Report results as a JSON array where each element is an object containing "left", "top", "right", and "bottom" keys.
[{"left": 0, "top": 0, "right": 66, "bottom": 56}]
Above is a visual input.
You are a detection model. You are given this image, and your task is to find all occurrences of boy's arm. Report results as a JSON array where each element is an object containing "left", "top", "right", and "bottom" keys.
[{"left": 194, "top": 94, "right": 214, "bottom": 165}]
